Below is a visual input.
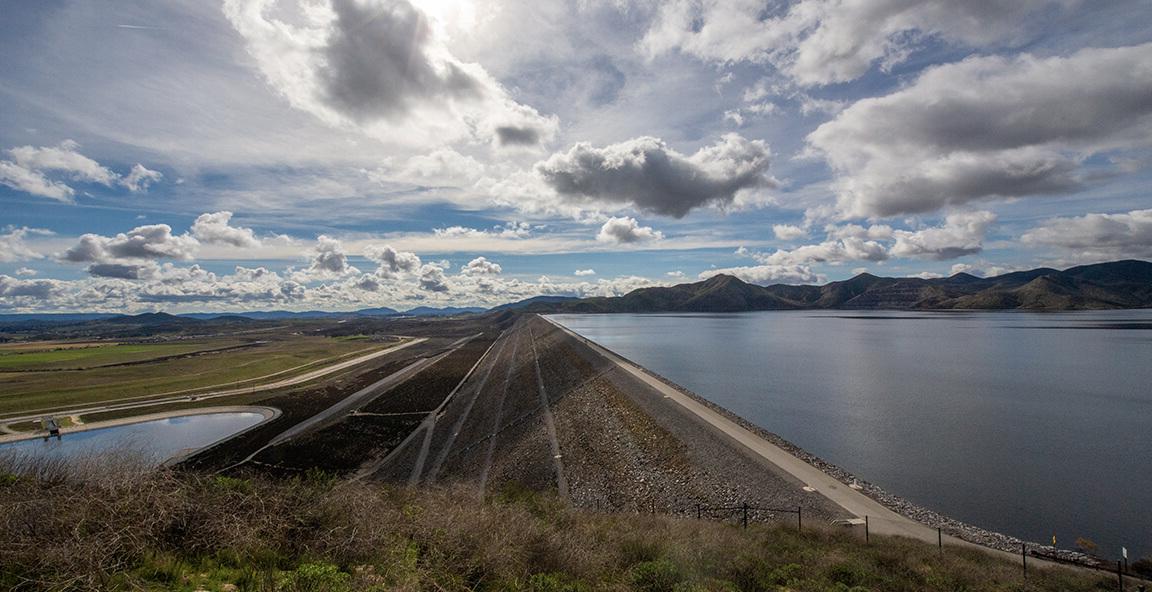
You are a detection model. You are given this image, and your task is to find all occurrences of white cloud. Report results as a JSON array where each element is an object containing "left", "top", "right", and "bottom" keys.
[
  {"left": 190, "top": 211, "right": 261, "bottom": 248},
  {"left": 0, "top": 227, "right": 48, "bottom": 262},
  {"left": 120, "top": 164, "right": 164, "bottom": 192},
  {"left": 641, "top": 0, "right": 1062, "bottom": 86},
  {"left": 752, "top": 237, "right": 889, "bottom": 266},
  {"left": 222, "top": 0, "right": 557, "bottom": 149},
  {"left": 0, "top": 141, "right": 162, "bottom": 201},
  {"left": 596, "top": 216, "right": 664, "bottom": 244},
  {"left": 574, "top": 268, "right": 596, "bottom": 276},
  {"left": 8, "top": 140, "right": 118, "bottom": 186},
  {"left": 14, "top": 267, "right": 36, "bottom": 277},
  {"left": 536, "top": 134, "right": 774, "bottom": 218},
  {"left": 418, "top": 263, "right": 450, "bottom": 292},
  {"left": 364, "top": 244, "right": 422, "bottom": 278},
  {"left": 0, "top": 275, "right": 64, "bottom": 301},
  {"left": 300, "top": 235, "right": 357, "bottom": 278},
  {"left": 1021, "top": 209, "right": 1152, "bottom": 259},
  {"left": 772, "top": 224, "right": 808, "bottom": 240},
  {"left": 807, "top": 43, "right": 1152, "bottom": 218},
  {"left": 461, "top": 256, "right": 502, "bottom": 275},
  {"left": 889, "top": 211, "right": 997, "bottom": 260},
  {"left": 665, "top": 270, "right": 685, "bottom": 279},
  {"left": 433, "top": 221, "right": 533, "bottom": 240},
  {"left": 60, "top": 224, "right": 199, "bottom": 263},
  {"left": 699, "top": 264, "right": 824, "bottom": 285}
]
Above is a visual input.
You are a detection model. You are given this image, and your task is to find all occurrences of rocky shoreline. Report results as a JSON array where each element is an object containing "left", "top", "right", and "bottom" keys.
[{"left": 584, "top": 337, "right": 1099, "bottom": 567}]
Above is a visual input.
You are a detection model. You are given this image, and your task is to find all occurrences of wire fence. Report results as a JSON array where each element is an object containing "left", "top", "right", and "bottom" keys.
[{"left": 580, "top": 497, "right": 1150, "bottom": 589}]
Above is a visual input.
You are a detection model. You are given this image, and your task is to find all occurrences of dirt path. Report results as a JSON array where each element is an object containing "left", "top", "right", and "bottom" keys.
[{"left": 529, "top": 324, "right": 569, "bottom": 499}]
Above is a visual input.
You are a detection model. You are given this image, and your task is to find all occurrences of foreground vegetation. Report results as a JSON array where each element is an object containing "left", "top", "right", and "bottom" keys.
[{"left": 0, "top": 466, "right": 1118, "bottom": 592}]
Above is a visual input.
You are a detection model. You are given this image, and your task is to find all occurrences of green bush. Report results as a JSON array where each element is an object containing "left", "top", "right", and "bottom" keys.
[
  {"left": 631, "top": 558, "right": 684, "bottom": 592},
  {"left": 276, "top": 561, "right": 350, "bottom": 592}
]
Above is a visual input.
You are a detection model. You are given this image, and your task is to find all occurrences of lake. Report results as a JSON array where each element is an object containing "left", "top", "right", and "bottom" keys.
[
  {"left": 550, "top": 310, "right": 1152, "bottom": 559},
  {"left": 0, "top": 411, "right": 268, "bottom": 467}
]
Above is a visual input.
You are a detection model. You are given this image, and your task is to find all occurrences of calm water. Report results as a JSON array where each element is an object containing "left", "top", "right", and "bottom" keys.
[
  {"left": 551, "top": 311, "right": 1152, "bottom": 558},
  {"left": 0, "top": 412, "right": 267, "bottom": 465}
]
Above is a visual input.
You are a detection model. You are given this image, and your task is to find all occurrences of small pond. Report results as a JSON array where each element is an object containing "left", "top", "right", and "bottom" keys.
[{"left": 0, "top": 411, "right": 268, "bottom": 466}]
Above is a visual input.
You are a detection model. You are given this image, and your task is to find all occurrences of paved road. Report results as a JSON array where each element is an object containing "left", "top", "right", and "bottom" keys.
[
  {"left": 540, "top": 315, "right": 1076, "bottom": 570},
  {"left": 0, "top": 338, "right": 426, "bottom": 427}
]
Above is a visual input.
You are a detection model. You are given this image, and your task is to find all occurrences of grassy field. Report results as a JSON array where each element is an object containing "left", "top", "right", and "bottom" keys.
[
  {"left": 0, "top": 468, "right": 1123, "bottom": 592},
  {"left": 0, "top": 335, "right": 395, "bottom": 417},
  {"left": 0, "top": 341, "right": 249, "bottom": 371}
]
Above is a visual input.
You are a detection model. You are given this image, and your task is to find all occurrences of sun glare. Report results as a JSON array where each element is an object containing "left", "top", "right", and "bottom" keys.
[{"left": 411, "top": 0, "right": 477, "bottom": 36}]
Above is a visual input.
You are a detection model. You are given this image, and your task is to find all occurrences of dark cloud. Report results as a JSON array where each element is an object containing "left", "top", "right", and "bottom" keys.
[
  {"left": 87, "top": 263, "right": 150, "bottom": 279},
  {"left": 320, "top": 0, "right": 483, "bottom": 122},
  {"left": 61, "top": 224, "right": 198, "bottom": 263},
  {"left": 536, "top": 134, "right": 773, "bottom": 218},
  {"left": 495, "top": 126, "right": 542, "bottom": 147}
]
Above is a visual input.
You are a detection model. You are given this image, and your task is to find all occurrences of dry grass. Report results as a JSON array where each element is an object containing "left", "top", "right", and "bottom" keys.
[{"left": 0, "top": 461, "right": 1116, "bottom": 592}]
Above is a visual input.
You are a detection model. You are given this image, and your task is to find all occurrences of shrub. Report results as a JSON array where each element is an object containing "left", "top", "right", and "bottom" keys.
[
  {"left": 630, "top": 558, "right": 684, "bottom": 592},
  {"left": 276, "top": 561, "right": 350, "bottom": 592}
]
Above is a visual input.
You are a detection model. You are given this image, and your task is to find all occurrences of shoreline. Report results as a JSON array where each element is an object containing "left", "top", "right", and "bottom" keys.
[{"left": 541, "top": 315, "right": 1098, "bottom": 568}]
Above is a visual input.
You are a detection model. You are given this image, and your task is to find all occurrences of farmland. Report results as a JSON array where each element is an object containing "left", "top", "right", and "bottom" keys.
[{"left": 0, "top": 334, "right": 402, "bottom": 417}]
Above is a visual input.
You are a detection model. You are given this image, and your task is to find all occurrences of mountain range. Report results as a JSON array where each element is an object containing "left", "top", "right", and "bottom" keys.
[{"left": 510, "top": 260, "right": 1152, "bottom": 313}]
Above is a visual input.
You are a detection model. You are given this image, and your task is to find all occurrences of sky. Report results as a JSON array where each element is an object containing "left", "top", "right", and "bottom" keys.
[{"left": 1, "top": 0, "right": 1150, "bottom": 313}]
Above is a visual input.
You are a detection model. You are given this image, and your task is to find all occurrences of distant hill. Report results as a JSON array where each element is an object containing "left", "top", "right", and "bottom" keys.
[
  {"left": 490, "top": 295, "right": 580, "bottom": 312},
  {"left": 399, "top": 306, "right": 486, "bottom": 317},
  {"left": 518, "top": 260, "right": 1152, "bottom": 313}
]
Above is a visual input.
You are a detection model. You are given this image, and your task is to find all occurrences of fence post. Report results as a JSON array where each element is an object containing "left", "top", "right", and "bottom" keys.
[
  {"left": 742, "top": 502, "right": 749, "bottom": 529},
  {"left": 1117, "top": 560, "right": 1123, "bottom": 591},
  {"left": 865, "top": 515, "right": 869, "bottom": 543},
  {"left": 938, "top": 527, "right": 942, "bottom": 554},
  {"left": 1022, "top": 543, "right": 1027, "bottom": 578},
  {"left": 696, "top": 503, "right": 702, "bottom": 520},
  {"left": 797, "top": 506, "right": 802, "bottom": 532}
]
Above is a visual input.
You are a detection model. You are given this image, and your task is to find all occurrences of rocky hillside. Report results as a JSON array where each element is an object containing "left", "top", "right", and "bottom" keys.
[{"left": 516, "top": 260, "right": 1152, "bottom": 312}]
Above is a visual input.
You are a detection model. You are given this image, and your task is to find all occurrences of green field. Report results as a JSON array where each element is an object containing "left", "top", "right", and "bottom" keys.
[
  {"left": 0, "top": 341, "right": 248, "bottom": 371},
  {"left": 0, "top": 336, "right": 393, "bottom": 417}
]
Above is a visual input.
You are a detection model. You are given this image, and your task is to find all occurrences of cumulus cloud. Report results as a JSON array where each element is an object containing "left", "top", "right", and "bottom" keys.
[
  {"left": 190, "top": 211, "right": 261, "bottom": 248},
  {"left": 303, "top": 235, "right": 356, "bottom": 277},
  {"left": 1022, "top": 209, "right": 1152, "bottom": 259},
  {"left": 641, "top": 0, "right": 1062, "bottom": 86},
  {"left": 223, "top": 0, "right": 557, "bottom": 148},
  {"left": 699, "top": 264, "right": 824, "bottom": 285},
  {"left": 807, "top": 43, "right": 1152, "bottom": 217},
  {"left": 460, "top": 256, "right": 502, "bottom": 276},
  {"left": 889, "top": 211, "right": 997, "bottom": 260},
  {"left": 61, "top": 224, "right": 199, "bottom": 263},
  {"left": 596, "top": 216, "right": 664, "bottom": 244},
  {"left": 772, "top": 224, "right": 808, "bottom": 240},
  {"left": 433, "top": 221, "right": 533, "bottom": 240},
  {"left": 0, "top": 141, "right": 161, "bottom": 201},
  {"left": 536, "top": 134, "right": 774, "bottom": 218},
  {"left": 751, "top": 238, "right": 889, "bottom": 266},
  {"left": 14, "top": 267, "right": 36, "bottom": 277},
  {"left": 0, "top": 275, "right": 63, "bottom": 301},
  {"left": 418, "top": 263, "right": 449, "bottom": 292},
  {"left": 120, "top": 164, "right": 164, "bottom": 192},
  {"left": 364, "top": 244, "right": 422, "bottom": 278},
  {"left": 574, "top": 269, "right": 596, "bottom": 276}
]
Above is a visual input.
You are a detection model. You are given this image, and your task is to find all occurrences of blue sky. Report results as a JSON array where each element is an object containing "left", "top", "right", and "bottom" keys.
[{"left": 1, "top": 0, "right": 1150, "bottom": 312}]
